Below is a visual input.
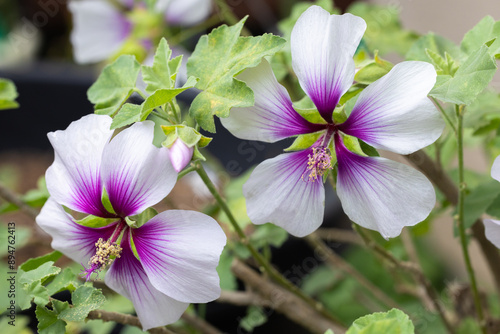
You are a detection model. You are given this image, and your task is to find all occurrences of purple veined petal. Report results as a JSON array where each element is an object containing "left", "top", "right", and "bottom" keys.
[
  {"left": 338, "top": 61, "right": 445, "bottom": 155},
  {"left": 221, "top": 59, "right": 324, "bottom": 143},
  {"left": 69, "top": 0, "right": 132, "bottom": 64},
  {"left": 335, "top": 135, "right": 435, "bottom": 239},
  {"left": 36, "top": 198, "right": 117, "bottom": 265},
  {"left": 243, "top": 149, "right": 325, "bottom": 237},
  {"left": 105, "top": 229, "right": 189, "bottom": 330},
  {"left": 46, "top": 114, "right": 113, "bottom": 217},
  {"left": 132, "top": 210, "right": 226, "bottom": 303},
  {"left": 101, "top": 121, "right": 177, "bottom": 217},
  {"left": 484, "top": 219, "right": 500, "bottom": 249},
  {"left": 291, "top": 6, "right": 366, "bottom": 122},
  {"left": 157, "top": 0, "right": 212, "bottom": 26},
  {"left": 491, "top": 155, "right": 500, "bottom": 182}
]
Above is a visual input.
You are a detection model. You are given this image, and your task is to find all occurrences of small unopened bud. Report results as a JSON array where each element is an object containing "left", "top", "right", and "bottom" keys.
[{"left": 167, "top": 139, "right": 194, "bottom": 172}]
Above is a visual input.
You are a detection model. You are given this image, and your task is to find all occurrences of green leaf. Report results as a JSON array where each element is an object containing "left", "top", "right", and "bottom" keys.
[
  {"left": 354, "top": 62, "right": 390, "bottom": 85},
  {"left": 58, "top": 286, "right": 106, "bottom": 322},
  {"left": 216, "top": 248, "right": 237, "bottom": 291},
  {"left": 187, "top": 17, "right": 286, "bottom": 132},
  {"left": 24, "top": 281, "right": 50, "bottom": 307},
  {"left": 140, "top": 76, "right": 197, "bottom": 118},
  {"left": 325, "top": 330, "right": 335, "bottom": 334},
  {"left": 250, "top": 223, "right": 289, "bottom": 249},
  {"left": 19, "top": 262, "right": 60, "bottom": 285},
  {"left": 461, "top": 16, "right": 500, "bottom": 57},
  {"left": 46, "top": 268, "right": 81, "bottom": 296},
  {"left": 406, "top": 33, "right": 461, "bottom": 62},
  {"left": 141, "top": 38, "right": 176, "bottom": 93},
  {"left": 463, "top": 180, "right": 500, "bottom": 229},
  {"left": 88, "top": 55, "right": 141, "bottom": 116},
  {"left": 430, "top": 45, "right": 497, "bottom": 105},
  {"left": 346, "top": 309, "right": 414, "bottom": 334},
  {"left": 110, "top": 103, "right": 142, "bottom": 130},
  {"left": 20, "top": 251, "right": 62, "bottom": 272},
  {"left": 348, "top": 3, "right": 418, "bottom": 56},
  {"left": 0, "top": 78, "right": 19, "bottom": 110},
  {"left": 486, "top": 193, "right": 500, "bottom": 218},
  {"left": 285, "top": 132, "right": 323, "bottom": 152},
  {"left": 36, "top": 306, "right": 67, "bottom": 334},
  {"left": 240, "top": 306, "right": 268, "bottom": 332}
]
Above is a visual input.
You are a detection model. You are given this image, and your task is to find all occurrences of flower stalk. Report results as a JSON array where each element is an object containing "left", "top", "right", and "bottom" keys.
[{"left": 455, "top": 104, "right": 485, "bottom": 332}]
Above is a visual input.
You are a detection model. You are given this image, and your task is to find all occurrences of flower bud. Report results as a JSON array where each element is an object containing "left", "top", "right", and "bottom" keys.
[{"left": 167, "top": 139, "right": 193, "bottom": 172}]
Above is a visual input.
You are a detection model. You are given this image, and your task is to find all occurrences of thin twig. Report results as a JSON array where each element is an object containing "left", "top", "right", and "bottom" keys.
[
  {"left": 217, "top": 290, "right": 272, "bottom": 307},
  {"left": 181, "top": 313, "right": 222, "bottom": 334},
  {"left": 86, "top": 309, "right": 176, "bottom": 334},
  {"left": 0, "top": 182, "right": 39, "bottom": 220},
  {"left": 231, "top": 259, "right": 346, "bottom": 334},
  {"left": 305, "top": 233, "right": 400, "bottom": 310},
  {"left": 405, "top": 150, "right": 500, "bottom": 294},
  {"left": 401, "top": 230, "right": 434, "bottom": 309}
]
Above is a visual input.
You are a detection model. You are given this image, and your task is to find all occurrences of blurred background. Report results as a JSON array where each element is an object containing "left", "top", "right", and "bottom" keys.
[{"left": 0, "top": 0, "right": 499, "bottom": 333}]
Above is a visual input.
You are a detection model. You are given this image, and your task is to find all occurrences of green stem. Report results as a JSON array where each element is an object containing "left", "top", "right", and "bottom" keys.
[
  {"left": 177, "top": 165, "right": 196, "bottom": 180},
  {"left": 169, "top": 101, "right": 181, "bottom": 124},
  {"left": 194, "top": 163, "right": 341, "bottom": 325},
  {"left": 432, "top": 97, "right": 457, "bottom": 135},
  {"left": 456, "top": 104, "right": 485, "bottom": 332}
]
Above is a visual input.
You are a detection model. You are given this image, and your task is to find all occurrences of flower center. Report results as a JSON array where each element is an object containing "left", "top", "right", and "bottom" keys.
[
  {"left": 82, "top": 238, "right": 123, "bottom": 281},
  {"left": 303, "top": 147, "right": 333, "bottom": 182},
  {"left": 81, "top": 221, "right": 126, "bottom": 281}
]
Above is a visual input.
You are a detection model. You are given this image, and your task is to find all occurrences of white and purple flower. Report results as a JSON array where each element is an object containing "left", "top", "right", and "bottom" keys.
[
  {"left": 36, "top": 114, "right": 226, "bottom": 330},
  {"left": 69, "top": 0, "right": 212, "bottom": 64},
  {"left": 221, "top": 6, "right": 445, "bottom": 238}
]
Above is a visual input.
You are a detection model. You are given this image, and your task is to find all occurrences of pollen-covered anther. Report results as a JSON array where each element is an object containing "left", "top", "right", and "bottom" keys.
[
  {"left": 82, "top": 238, "right": 122, "bottom": 281},
  {"left": 303, "top": 147, "right": 333, "bottom": 182}
]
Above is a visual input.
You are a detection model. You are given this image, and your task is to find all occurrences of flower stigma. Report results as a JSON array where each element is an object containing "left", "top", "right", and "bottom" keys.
[
  {"left": 82, "top": 238, "right": 123, "bottom": 281},
  {"left": 303, "top": 146, "right": 333, "bottom": 182}
]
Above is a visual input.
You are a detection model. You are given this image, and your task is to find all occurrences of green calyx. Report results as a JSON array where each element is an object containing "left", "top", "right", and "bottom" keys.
[{"left": 161, "top": 124, "right": 212, "bottom": 161}]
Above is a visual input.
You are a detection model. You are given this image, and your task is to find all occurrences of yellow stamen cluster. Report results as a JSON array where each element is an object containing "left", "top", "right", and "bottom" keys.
[
  {"left": 87, "top": 238, "right": 122, "bottom": 272},
  {"left": 304, "top": 147, "right": 332, "bottom": 182}
]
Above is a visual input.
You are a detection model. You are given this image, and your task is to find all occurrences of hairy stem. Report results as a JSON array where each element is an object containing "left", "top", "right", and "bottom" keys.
[{"left": 456, "top": 104, "right": 485, "bottom": 331}]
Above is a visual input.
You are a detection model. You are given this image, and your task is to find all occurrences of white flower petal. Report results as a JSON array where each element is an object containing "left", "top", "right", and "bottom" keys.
[
  {"left": 132, "top": 210, "right": 226, "bottom": 303},
  {"left": 221, "top": 60, "right": 324, "bottom": 143},
  {"left": 106, "top": 229, "right": 188, "bottom": 330},
  {"left": 335, "top": 136, "right": 435, "bottom": 239},
  {"left": 46, "top": 114, "right": 113, "bottom": 217},
  {"left": 491, "top": 155, "right": 500, "bottom": 182},
  {"left": 484, "top": 219, "right": 500, "bottom": 249},
  {"left": 69, "top": 0, "right": 131, "bottom": 64},
  {"left": 36, "top": 198, "right": 117, "bottom": 265},
  {"left": 243, "top": 149, "right": 325, "bottom": 237},
  {"left": 291, "top": 6, "right": 366, "bottom": 121},
  {"left": 339, "top": 61, "right": 444, "bottom": 154},
  {"left": 157, "top": 0, "right": 212, "bottom": 26},
  {"left": 101, "top": 121, "right": 177, "bottom": 217}
]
